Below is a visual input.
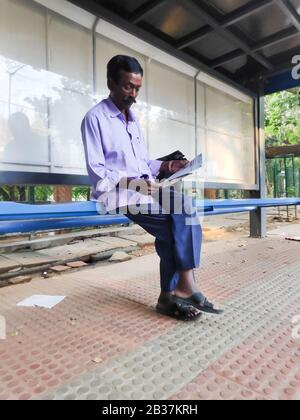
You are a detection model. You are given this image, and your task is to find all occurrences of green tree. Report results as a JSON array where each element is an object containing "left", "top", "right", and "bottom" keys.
[
  {"left": 265, "top": 89, "right": 300, "bottom": 147},
  {"left": 34, "top": 186, "right": 53, "bottom": 202},
  {"left": 72, "top": 186, "right": 90, "bottom": 201},
  {"left": 0, "top": 186, "right": 26, "bottom": 201}
]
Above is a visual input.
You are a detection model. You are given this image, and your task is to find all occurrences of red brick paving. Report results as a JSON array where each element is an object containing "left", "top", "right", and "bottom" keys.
[{"left": 0, "top": 236, "right": 300, "bottom": 399}]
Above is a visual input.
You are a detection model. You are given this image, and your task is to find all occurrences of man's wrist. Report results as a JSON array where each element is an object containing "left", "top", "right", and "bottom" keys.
[
  {"left": 160, "top": 161, "right": 171, "bottom": 174},
  {"left": 117, "top": 177, "right": 136, "bottom": 189},
  {"left": 168, "top": 160, "right": 175, "bottom": 173}
]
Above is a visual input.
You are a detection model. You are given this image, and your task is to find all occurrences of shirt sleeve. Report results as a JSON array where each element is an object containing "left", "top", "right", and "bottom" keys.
[
  {"left": 81, "top": 114, "right": 125, "bottom": 194},
  {"left": 147, "top": 159, "right": 163, "bottom": 178}
]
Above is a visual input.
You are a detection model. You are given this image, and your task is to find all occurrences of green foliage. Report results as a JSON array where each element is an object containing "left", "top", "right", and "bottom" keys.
[
  {"left": 0, "top": 186, "right": 52, "bottom": 202},
  {"left": 34, "top": 186, "right": 53, "bottom": 202},
  {"left": 72, "top": 186, "right": 90, "bottom": 201},
  {"left": 0, "top": 185, "right": 91, "bottom": 202},
  {"left": 0, "top": 186, "right": 26, "bottom": 201},
  {"left": 265, "top": 89, "right": 300, "bottom": 147}
]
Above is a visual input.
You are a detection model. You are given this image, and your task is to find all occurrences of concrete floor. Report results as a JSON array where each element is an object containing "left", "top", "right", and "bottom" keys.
[{"left": 0, "top": 225, "right": 300, "bottom": 400}]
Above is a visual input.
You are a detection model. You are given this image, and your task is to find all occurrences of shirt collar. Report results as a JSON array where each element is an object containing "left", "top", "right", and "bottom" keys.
[{"left": 105, "top": 96, "right": 136, "bottom": 122}]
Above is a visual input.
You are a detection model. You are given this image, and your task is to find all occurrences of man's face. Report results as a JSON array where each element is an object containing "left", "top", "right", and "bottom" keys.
[{"left": 109, "top": 71, "right": 142, "bottom": 110}]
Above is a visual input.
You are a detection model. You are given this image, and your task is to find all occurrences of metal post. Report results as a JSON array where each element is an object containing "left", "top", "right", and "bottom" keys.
[
  {"left": 29, "top": 186, "right": 35, "bottom": 204},
  {"left": 273, "top": 160, "right": 281, "bottom": 219},
  {"left": 292, "top": 156, "right": 297, "bottom": 218},
  {"left": 92, "top": 17, "right": 100, "bottom": 95},
  {"left": 250, "top": 93, "right": 267, "bottom": 238},
  {"left": 194, "top": 69, "right": 201, "bottom": 201},
  {"left": 284, "top": 157, "right": 289, "bottom": 219}
]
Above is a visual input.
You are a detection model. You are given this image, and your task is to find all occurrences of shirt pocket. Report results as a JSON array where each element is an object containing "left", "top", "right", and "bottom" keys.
[
  {"left": 106, "top": 149, "right": 126, "bottom": 167},
  {"left": 133, "top": 134, "right": 148, "bottom": 160}
]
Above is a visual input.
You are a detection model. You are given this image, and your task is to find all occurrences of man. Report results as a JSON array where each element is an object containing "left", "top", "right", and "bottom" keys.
[{"left": 82, "top": 55, "right": 220, "bottom": 321}]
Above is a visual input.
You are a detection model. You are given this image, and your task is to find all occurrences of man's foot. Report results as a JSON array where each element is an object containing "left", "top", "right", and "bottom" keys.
[
  {"left": 173, "top": 271, "right": 223, "bottom": 315},
  {"left": 172, "top": 291, "right": 223, "bottom": 315},
  {"left": 173, "top": 287, "right": 199, "bottom": 299},
  {"left": 156, "top": 295, "right": 202, "bottom": 321}
]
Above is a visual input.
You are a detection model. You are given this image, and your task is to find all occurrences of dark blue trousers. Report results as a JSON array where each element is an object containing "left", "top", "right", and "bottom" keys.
[{"left": 124, "top": 188, "right": 202, "bottom": 292}]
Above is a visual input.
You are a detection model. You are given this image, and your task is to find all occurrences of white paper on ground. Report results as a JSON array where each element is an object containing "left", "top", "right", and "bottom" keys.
[{"left": 17, "top": 295, "right": 65, "bottom": 309}]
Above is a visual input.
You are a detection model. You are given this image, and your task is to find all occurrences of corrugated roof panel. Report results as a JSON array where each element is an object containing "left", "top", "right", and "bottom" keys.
[
  {"left": 220, "top": 55, "right": 248, "bottom": 73},
  {"left": 189, "top": 32, "right": 236, "bottom": 60},
  {"left": 144, "top": 2, "right": 207, "bottom": 40},
  {"left": 98, "top": 0, "right": 148, "bottom": 14},
  {"left": 233, "top": 3, "right": 292, "bottom": 42},
  {"left": 262, "top": 33, "right": 300, "bottom": 58},
  {"left": 269, "top": 44, "right": 300, "bottom": 66},
  {"left": 290, "top": 0, "right": 300, "bottom": 13},
  {"left": 67, "top": 0, "right": 300, "bottom": 92},
  {"left": 203, "top": 0, "right": 251, "bottom": 14},
  {"left": 229, "top": 56, "right": 266, "bottom": 76}
]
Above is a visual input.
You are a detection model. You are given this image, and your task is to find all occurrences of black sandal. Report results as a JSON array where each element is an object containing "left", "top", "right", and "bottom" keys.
[
  {"left": 156, "top": 300, "right": 202, "bottom": 321},
  {"left": 173, "top": 292, "right": 223, "bottom": 315}
]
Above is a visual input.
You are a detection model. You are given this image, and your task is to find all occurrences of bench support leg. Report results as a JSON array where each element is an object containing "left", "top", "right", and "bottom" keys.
[
  {"left": 250, "top": 207, "right": 267, "bottom": 238},
  {"left": 250, "top": 93, "right": 267, "bottom": 238}
]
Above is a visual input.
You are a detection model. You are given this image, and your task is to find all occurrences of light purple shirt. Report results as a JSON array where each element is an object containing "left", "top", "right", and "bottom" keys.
[{"left": 81, "top": 97, "right": 162, "bottom": 212}]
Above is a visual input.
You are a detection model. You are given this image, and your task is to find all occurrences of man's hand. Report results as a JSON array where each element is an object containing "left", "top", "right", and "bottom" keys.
[
  {"left": 142, "top": 180, "right": 160, "bottom": 196},
  {"left": 170, "top": 159, "right": 189, "bottom": 173},
  {"left": 160, "top": 160, "right": 189, "bottom": 174},
  {"left": 122, "top": 178, "right": 160, "bottom": 195}
]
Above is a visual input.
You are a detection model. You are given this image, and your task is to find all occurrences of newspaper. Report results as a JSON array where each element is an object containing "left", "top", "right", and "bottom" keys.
[{"left": 159, "top": 153, "right": 203, "bottom": 187}]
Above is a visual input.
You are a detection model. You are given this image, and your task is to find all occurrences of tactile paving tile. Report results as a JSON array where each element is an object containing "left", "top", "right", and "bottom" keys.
[
  {"left": 195, "top": 239, "right": 300, "bottom": 310},
  {"left": 1, "top": 236, "right": 300, "bottom": 400},
  {"left": 211, "top": 326, "right": 300, "bottom": 400},
  {"left": 44, "top": 256, "right": 300, "bottom": 400},
  {"left": 169, "top": 367, "right": 266, "bottom": 400},
  {"left": 0, "top": 276, "right": 170, "bottom": 400},
  {"left": 171, "top": 302, "right": 300, "bottom": 400}
]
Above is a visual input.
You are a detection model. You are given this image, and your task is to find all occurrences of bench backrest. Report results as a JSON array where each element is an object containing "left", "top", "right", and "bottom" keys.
[{"left": 0, "top": 198, "right": 299, "bottom": 235}]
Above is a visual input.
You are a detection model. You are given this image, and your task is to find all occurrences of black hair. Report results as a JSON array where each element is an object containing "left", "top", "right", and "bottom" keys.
[{"left": 107, "top": 55, "right": 143, "bottom": 84}]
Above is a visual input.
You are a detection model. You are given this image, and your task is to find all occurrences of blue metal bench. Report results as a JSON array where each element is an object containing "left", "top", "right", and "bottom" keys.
[{"left": 0, "top": 198, "right": 299, "bottom": 235}]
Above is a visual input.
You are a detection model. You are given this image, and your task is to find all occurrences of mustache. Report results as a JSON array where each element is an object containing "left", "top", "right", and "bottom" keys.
[{"left": 123, "top": 97, "right": 136, "bottom": 104}]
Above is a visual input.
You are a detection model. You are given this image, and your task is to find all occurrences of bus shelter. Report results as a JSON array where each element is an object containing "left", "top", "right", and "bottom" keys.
[{"left": 0, "top": 0, "right": 299, "bottom": 237}]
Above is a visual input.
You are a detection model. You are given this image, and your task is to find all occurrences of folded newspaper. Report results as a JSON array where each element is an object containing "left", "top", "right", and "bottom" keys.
[{"left": 159, "top": 153, "right": 203, "bottom": 187}]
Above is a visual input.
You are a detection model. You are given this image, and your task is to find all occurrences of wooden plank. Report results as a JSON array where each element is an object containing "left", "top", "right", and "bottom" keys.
[
  {"left": 0, "top": 256, "right": 21, "bottom": 274},
  {"left": 4, "top": 252, "right": 59, "bottom": 268},
  {"left": 266, "top": 144, "right": 300, "bottom": 158}
]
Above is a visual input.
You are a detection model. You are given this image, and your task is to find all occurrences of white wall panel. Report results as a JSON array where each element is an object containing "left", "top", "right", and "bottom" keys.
[
  {"left": 206, "top": 131, "right": 245, "bottom": 183},
  {"left": 205, "top": 86, "right": 255, "bottom": 184},
  {"left": 50, "top": 90, "right": 92, "bottom": 172},
  {"left": 149, "top": 119, "right": 195, "bottom": 161},
  {"left": 48, "top": 13, "right": 93, "bottom": 86},
  {"left": 147, "top": 60, "right": 196, "bottom": 162},
  {"left": 0, "top": 0, "right": 49, "bottom": 169},
  {"left": 196, "top": 82, "right": 206, "bottom": 129},
  {"left": 47, "top": 11, "right": 94, "bottom": 173},
  {"left": 148, "top": 60, "right": 195, "bottom": 126},
  {"left": 0, "top": 163, "right": 49, "bottom": 172},
  {"left": 0, "top": 61, "right": 49, "bottom": 164},
  {"left": 197, "top": 127, "right": 206, "bottom": 159},
  {"left": 0, "top": 0, "right": 257, "bottom": 188},
  {"left": 0, "top": 0, "right": 46, "bottom": 68},
  {"left": 206, "top": 86, "right": 251, "bottom": 138}
]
